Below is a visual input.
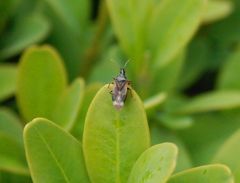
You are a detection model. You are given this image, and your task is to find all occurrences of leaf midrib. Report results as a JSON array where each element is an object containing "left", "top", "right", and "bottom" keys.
[
  {"left": 34, "top": 127, "right": 71, "bottom": 183},
  {"left": 115, "top": 113, "right": 121, "bottom": 183}
]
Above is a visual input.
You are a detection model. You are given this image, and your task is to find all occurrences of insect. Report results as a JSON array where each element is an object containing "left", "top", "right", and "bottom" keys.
[{"left": 109, "top": 62, "right": 131, "bottom": 110}]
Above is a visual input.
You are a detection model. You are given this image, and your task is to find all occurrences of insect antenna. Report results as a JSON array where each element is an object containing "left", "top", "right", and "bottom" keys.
[{"left": 123, "top": 59, "right": 130, "bottom": 68}]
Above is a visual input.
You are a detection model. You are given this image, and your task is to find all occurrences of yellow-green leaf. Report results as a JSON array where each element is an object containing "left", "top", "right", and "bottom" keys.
[{"left": 83, "top": 85, "right": 150, "bottom": 183}]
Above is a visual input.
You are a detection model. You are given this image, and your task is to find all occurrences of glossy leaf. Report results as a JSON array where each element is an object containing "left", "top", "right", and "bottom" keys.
[
  {"left": 52, "top": 78, "right": 85, "bottom": 131},
  {"left": 168, "top": 164, "right": 234, "bottom": 183},
  {"left": 0, "top": 15, "right": 50, "bottom": 60},
  {"left": 71, "top": 83, "right": 102, "bottom": 140},
  {"left": 0, "top": 108, "right": 28, "bottom": 174},
  {"left": 24, "top": 118, "right": 89, "bottom": 183},
  {"left": 0, "top": 64, "right": 17, "bottom": 102},
  {"left": 203, "top": 0, "right": 233, "bottom": 24},
  {"left": 128, "top": 143, "right": 178, "bottom": 183},
  {"left": 176, "top": 91, "right": 240, "bottom": 114},
  {"left": 150, "top": 125, "right": 193, "bottom": 173},
  {"left": 148, "top": 0, "right": 206, "bottom": 68},
  {"left": 217, "top": 48, "right": 240, "bottom": 90},
  {"left": 212, "top": 129, "right": 240, "bottom": 183},
  {"left": 83, "top": 85, "right": 150, "bottom": 183},
  {"left": 17, "top": 45, "right": 67, "bottom": 121}
]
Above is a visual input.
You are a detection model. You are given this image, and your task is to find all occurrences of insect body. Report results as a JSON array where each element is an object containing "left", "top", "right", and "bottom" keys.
[{"left": 110, "top": 68, "right": 131, "bottom": 110}]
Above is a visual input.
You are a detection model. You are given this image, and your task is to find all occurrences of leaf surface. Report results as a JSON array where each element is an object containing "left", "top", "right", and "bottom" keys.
[
  {"left": 17, "top": 45, "right": 67, "bottom": 121},
  {"left": 83, "top": 85, "right": 150, "bottom": 183},
  {"left": 128, "top": 143, "right": 178, "bottom": 183},
  {"left": 24, "top": 118, "right": 89, "bottom": 183}
]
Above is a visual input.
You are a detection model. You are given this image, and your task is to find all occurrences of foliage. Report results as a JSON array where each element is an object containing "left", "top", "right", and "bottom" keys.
[{"left": 0, "top": 0, "right": 240, "bottom": 182}]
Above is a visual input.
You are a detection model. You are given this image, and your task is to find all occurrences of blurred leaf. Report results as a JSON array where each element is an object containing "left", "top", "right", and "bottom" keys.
[
  {"left": 52, "top": 78, "right": 85, "bottom": 131},
  {"left": 144, "top": 92, "right": 167, "bottom": 111},
  {"left": 0, "top": 108, "right": 22, "bottom": 144},
  {"left": 149, "top": 0, "right": 206, "bottom": 68},
  {"left": 150, "top": 50, "right": 186, "bottom": 95},
  {"left": 106, "top": 0, "right": 151, "bottom": 61},
  {"left": 0, "top": 64, "right": 17, "bottom": 102},
  {"left": 128, "top": 143, "right": 178, "bottom": 183},
  {"left": 17, "top": 45, "right": 67, "bottom": 121},
  {"left": 151, "top": 125, "right": 193, "bottom": 172},
  {"left": 157, "top": 114, "right": 193, "bottom": 130},
  {"left": 0, "top": 14, "right": 50, "bottom": 60},
  {"left": 0, "top": 0, "right": 20, "bottom": 33},
  {"left": 212, "top": 129, "right": 240, "bottom": 183},
  {"left": 205, "top": 3, "right": 240, "bottom": 70},
  {"left": 83, "top": 85, "right": 150, "bottom": 183},
  {"left": 43, "top": 0, "right": 90, "bottom": 34},
  {"left": 71, "top": 83, "right": 102, "bottom": 140},
  {"left": 168, "top": 164, "right": 234, "bottom": 183},
  {"left": 24, "top": 118, "right": 89, "bottom": 183},
  {"left": 43, "top": 0, "right": 91, "bottom": 80},
  {"left": 89, "top": 45, "right": 125, "bottom": 83},
  {"left": 177, "top": 112, "right": 240, "bottom": 165},
  {"left": 178, "top": 36, "right": 210, "bottom": 90},
  {"left": 0, "top": 172, "right": 32, "bottom": 183},
  {"left": 203, "top": 0, "right": 233, "bottom": 24},
  {"left": 217, "top": 48, "right": 240, "bottom": 90},
  {"left": 176, "top": 91, "right": 240, "bottom": 114},
  {"left": 0, "top": 108, "right": 28, "bottom": 175}
]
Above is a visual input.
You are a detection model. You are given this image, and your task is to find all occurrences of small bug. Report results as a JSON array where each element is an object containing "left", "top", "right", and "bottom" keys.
[{"left": 109, "top": 62, "right": 131, "bottom": 110}]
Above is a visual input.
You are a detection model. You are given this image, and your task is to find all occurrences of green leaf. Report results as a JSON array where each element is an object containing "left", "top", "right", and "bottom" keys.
[
  {"left": 150, "top": 125, "right": 193, "bottom": 173},
  {"left": 150, "top": 50, "right": 185, "bottom": 94},
  {"left": 128, "top": 143, "right": 178, "bottom": 183},
  {"left": 144, "top": 92, "right": 167, "bottom": 110},
  {"left": 0, "top": 14, "right": 50, "bottom": 60},
  {"left": 149, "top": 0, "right": 206, "bottom": 68},
  {"left": 52, "top": 78, "right": 85, "bottom": 131},
  {"left": 203, "top": 0, "right": 233, "bottom": 24},
  {"left": 89, "top": 45, "right": 124, "bottom": 84},
  {"left": 217, "top": 48, "right": 240, "bottom": 90},
  {"left": 157, "top": 113, "right": 193, "bottom": 130},
  {"left": 24, "top": 118, "right": 90, "bottom": 183},
  {"left": 43, "top": 0, "right": 90, "bottom": 34},
  {"left": 176, "top": 112, "right": 240, "bottom": 165},
  {"left": 0, "top": 64, "right": 17, "bottom": 102},
  {"left": 0, "top": 108, "right": 28, "bottom": 175},
  {"left": 0, "top": 0, "right": 20, "bottom": 33},
  {"left": 71, "top": 83, "right": 102, "bottom": 140},
  {"left": 17, "top": 45, "right": 67, "bottom": 121},
  {"left": 83, "top": 85, "right": 150, "bottom": 183},
  {"left": 43, "top": 0, "right": 91, "bottom": 80},
  {"left": 0, "top": 172, "right": 32, "bottom": 183},
  {"left": 177, "top": 36, "right": 209, "bottom": 90},
  {"left": 175, "top": 91, "right": 240, "bottom": 114},
  {"left": 106, "top": 0, "right": 151, "bottom": 61},
  {"left": 168, "top": 164, "right": 234, "bottom": 183},
  {"left": 212, "top": 129, "right": 240, "bottom": 183}
]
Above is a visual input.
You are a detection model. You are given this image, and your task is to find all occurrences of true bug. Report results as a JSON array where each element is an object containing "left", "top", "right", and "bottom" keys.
[{"left": 109, "top": 61, "right": 131, "bottom": 110}]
